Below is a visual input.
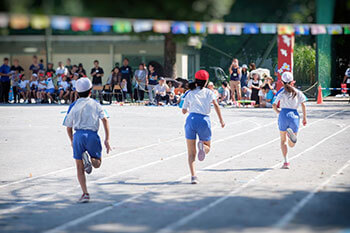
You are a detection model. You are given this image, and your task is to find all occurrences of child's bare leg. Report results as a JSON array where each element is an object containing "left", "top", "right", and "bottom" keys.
[
  {"left": 59, "top": 91, "right": 63, "bottom": 99},
  {"left": 288, "top": 133, "right": 297, "bottom": 148},
  {"left": 202, "top": 140, "right": 211, "bottom": 154},
  {"left": 76, "top": 160, "right": 88, "bottom": 194},
  {"left": 91, "top": 157, "right": 101, "bottom": 168},
  {"left": 186, "top": 139, "right": 196, "bottom": 177},
  {"left": 280, "top": 131, "right": 288, "bottom": 159}
]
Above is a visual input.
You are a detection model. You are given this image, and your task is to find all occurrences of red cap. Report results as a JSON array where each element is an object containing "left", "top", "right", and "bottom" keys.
[
  {"left": 46, "top": 72, "right": 52, "bottom": 77},
  {"left": 195, "top": 70, "right": 209, "bottom": 81},
  {"left": 39, "top": 73, "right": 44, "bottom": 77}
]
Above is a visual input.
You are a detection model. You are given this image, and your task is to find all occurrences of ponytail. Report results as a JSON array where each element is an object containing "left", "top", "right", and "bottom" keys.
[
  {"left": 283, "top": 82, "right": 297, "bottom": 98},
  {"left": 189, "top": 79, "right": 207, "bottom": 90}
]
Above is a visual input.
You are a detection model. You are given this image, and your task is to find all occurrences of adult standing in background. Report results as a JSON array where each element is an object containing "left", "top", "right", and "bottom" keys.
[
  {"left": 10, "top": 59, "right": 24, "bottom": 75},
  {"left": 120, "top": 58, "right": 133, "bottom": 98},
  {"left": 46, "top": 63, "right": 55, "bottom": 77},
  {"left": 0, "top": 58, "right": 11, "bottom": 103},
  {"left": 134, "top": 63, "right": 147, "bottom": 102},
  {"left": 78, "top": 63, "right": 87, "bottom": 77},
  {"left": 90, "top": 60, "right": 104, "bottom": 100},
  {"left": 65, "top": 58, "right": 73, "bottom": 75},
  {"left": 229, "top": 58, "right": 241, "bottom": 102},
  {"left": 147, "top": 64, "right": 159, "bottom": 104},
  {"left": 10, "top": 59, "right": 24, "bottom": 103},
  {"left": 29, "top": 55, "right": 44, "bottom": 74}
]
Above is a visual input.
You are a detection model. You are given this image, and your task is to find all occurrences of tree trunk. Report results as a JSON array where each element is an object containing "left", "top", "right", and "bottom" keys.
[{"left": 164, "top": 33, "right": 176, "bottom": 78}]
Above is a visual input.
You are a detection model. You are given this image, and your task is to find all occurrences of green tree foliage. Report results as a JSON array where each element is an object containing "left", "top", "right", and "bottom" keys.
[{"left": 293, "top": 44, "right": 316, "bottom": 85}]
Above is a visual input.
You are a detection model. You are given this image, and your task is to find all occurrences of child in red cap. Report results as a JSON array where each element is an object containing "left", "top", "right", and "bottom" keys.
[{"left": 182, "top": 70, "right": 225, "bottom": 184}]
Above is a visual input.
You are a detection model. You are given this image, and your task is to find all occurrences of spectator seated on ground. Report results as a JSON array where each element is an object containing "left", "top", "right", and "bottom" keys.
[
  {"left": 241, "top": 86, "right": 251, "bottom": 100},
  {"left": 258, "top": 84, "right": 274, "bottom": 108},
  {"left": 154, "top": 77, "right": 170, "bottom": 105},
  {"left": 218, "top": 81, "right": 230, "bottom": 106}
]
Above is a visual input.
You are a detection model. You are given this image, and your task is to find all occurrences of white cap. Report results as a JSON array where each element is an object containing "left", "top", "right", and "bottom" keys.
[
  {"left": 32, "top": 73, "right": 37, "bottom": 77},
  {"left": 242, "top": 64, "right": 248, "bottom": 69},
  {"left": 281, "top": 72, "right": 293, "bottom": 83},
  {"left": 76, "top": 78, "right": 92, "bottom": 93},
  {"left": 208, "top": 81, "right": 214, "bottom": 86}
]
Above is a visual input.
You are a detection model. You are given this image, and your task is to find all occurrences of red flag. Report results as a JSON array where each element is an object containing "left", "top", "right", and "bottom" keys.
[{"left": 71, "top": 17, "right": 91, "bottom": 31}]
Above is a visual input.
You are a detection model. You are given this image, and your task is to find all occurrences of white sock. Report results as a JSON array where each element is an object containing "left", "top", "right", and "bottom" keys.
[{"left": 284, "top": 156, "right": 289, "bottom": 163}]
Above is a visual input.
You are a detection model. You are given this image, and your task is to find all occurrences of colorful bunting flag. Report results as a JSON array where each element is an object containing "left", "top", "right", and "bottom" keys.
[
  {"left": 133, "top": 20, "right": 153, "bottom": 33},
  {"left": 31, "top": 15, "right": 50, "bottom": 29},
  {"left": 153, "top": 21, "right": 171, "bottom": 33},
  {"left": 243, "top": 23, "right": 259, "bottom": 34},
  {"left": 171, "top": 22, "right": 188, "bottom": 34},
  {"left": 278, "top": 24, "right": 294, "bottom": 35},
  {"left": 344, "top": 26, "right": 350, "bottom": 35},
  {"left": 92, "top": 18, "right": 112, "bottom": 33},
  {"left": 0, "top": 14, "right": 9, "bottom": 28},
  {"left": 260, "top": 24, "right": 276, "bottom": 34},
  {"left": 294, "top": 25, "right": 310, "bottom": 35},
  {"left": 113, "top": 20, "right": 132, "bottom": 33},
  {"left": 10, "top": 14, "right": 29, "bottom": 30},
  {"left": 225, "top": 23, "right": 241, "bottom": 35},
  {"left": 71, "top": 17, "right": 91, "bottom": 31},
  {"left": 327, "top": 25, "right": 342, "bottom": 35},
  {"left": 311, "top": 25, "right": 326, "bottom": 35},
  {"left": 189, "top": 22, "right": 206, "bottom": 34},
  {"left": 208, "top": 22, "right": 224, "bottom": 34},
  {"left": 51, "top": 16, "right": 70, "bottom": 30}
]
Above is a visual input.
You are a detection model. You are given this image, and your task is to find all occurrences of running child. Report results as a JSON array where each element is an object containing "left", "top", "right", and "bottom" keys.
[
  {"left": 182, "top": 70, "right": 225, "bottom": 184},
  {"left": 63, "top": 78, "right": 111, "bottom": 203},
  {"left": 58, "top": 75, "right": 70, "bottom": 103},
  {"left": 272, "top": 72, "right": 307, "bottom": 169}
]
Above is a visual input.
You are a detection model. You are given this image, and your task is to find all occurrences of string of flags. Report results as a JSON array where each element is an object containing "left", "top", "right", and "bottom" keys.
[{"left": 0, "top": 13, "right": 349, "bottom": 35}]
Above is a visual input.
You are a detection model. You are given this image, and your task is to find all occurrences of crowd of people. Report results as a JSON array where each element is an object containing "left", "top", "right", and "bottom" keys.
[{"left": 0, "top": 55, "right": 285, "bottom": 107}]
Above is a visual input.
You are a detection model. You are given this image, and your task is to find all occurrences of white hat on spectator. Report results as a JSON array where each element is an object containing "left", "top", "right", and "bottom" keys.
[
  {"left": 31, "top": 73, "right": 37, "bottom": 77},
  {"left": 281, "top": 72, "right": 293, "bottom": 83},
  {"left": 208, "top": 82, "right": 214, "bottom": 86},
  {"left": 242, "top": 64, "right": 248, "bottom": 69},
  {"left": 76, "top": 78, "right": 92, "bottom": 93}
]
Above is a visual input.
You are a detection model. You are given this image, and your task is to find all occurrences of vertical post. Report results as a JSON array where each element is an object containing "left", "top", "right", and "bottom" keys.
[
  {"left": 109, "top": 44, "right": 114, "bottom": 68},
  {"left": 45, "top": 27, "right": 52, "bottom": 64}
]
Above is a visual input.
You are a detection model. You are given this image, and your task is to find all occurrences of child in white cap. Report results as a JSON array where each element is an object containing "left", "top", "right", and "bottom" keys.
[
  {"left": 273, "top": 72, "right": 307, "bottom": 169},
  {"left": 63, "top": 78, "right": 111, "bottom": 203}
]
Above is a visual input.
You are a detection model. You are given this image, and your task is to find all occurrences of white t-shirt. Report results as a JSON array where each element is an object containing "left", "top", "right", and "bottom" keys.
[
  {"left": 345, "top": 68, "right": 350, "bottom": 83},
  {"left": 56, "top": 67, "right": 68, "bottom": 76},
  {"left": 182, "top": 87, "right": 217, "bottom": 115},
  {"left": 60, "top": 81, "right": 69, "bottom": 91},
  {"left": 248, "top": 79, "right": 262, "bottom": 88},
  {"left": 38, "top": 80, "right": 46, "bottom": 89},
  {"left": 154, "top": 84, "right": 169, "bottom": 96},
  {"left": 274, "top": 88, "right": 306, "bottom": 109},
  {"left": 63, "top": 98, "right": 106, "bottom": 131},
  {"left": 46, "top": 78, "right": 55, "bottom": 89},
  {"left": 18, "top": 80, "right": 29, "bottom": 89},
  {"left": 258, "top": 90, "right": 266, "bottom": 101},
  {"left": 30, "top": 80, "right": 38, "bottom": 88},
  {"left": 71, "top": 79, "right": 77, "bottom": 89}
]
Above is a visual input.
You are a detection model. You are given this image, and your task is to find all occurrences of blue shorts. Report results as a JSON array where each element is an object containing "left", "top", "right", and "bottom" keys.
[
  {"left": 73, "top": 130, "right": 102, "bottom": 160},
  {"left": 46, "top": 88, "right": 55, "bottom": 94},
  {"left": 185, "top": 113, "right": 212, "bottom": 141},
  {"left": 278, "top": 108, "right": 300, "bottom": 133}
]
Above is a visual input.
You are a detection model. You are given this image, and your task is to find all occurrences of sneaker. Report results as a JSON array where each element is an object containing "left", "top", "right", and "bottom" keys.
[
  {"left": 77, "top": 193, "right": 90, "bottom": 203},
  {"left": 82, "top": 152, "right": 92, "bottom": 174},
  {"left": 286, "top": 128, "right": 297, "bottom": 144},
  {"left": 281, "top": 162, "right": 290, "bottom": 169},
  {"left": 197, "top": 141, "right": 206, "bottom": 161},
  {"left": 191, "top": 176, "right": 199, "bottom": 184}
]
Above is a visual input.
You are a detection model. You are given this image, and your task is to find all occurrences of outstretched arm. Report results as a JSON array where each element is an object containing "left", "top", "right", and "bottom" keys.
[
  {"left": 101, "top": 117, "right": 112, "bottom": 153},
  {"left": 66, "top": 127, "right": 73, "bottom": 146},
  {"left": 213, "top": 100, "right": 225, "bottom": 128},
  {"left": 301, "top": 102, "right": 307, "bottom": 126},
  {"left": 272, "top": 103, "right": 280, "bottom": 114}
]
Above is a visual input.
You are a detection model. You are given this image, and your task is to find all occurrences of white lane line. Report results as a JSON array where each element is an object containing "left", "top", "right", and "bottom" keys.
[
  {"left": 43, "top": 111, "right": 345, "bottom": 233},
  {"left": 274, "top": 158, "right": 350, "bottom": 229},
  {"left": 0, "top": 119, "right": 258, "bottom": 215},
  {"left": 0, "top": 119, "right": 248, "bottom": 189},
  {"left": 156, "top": 125, "right": 350, "bottom": 233}
]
